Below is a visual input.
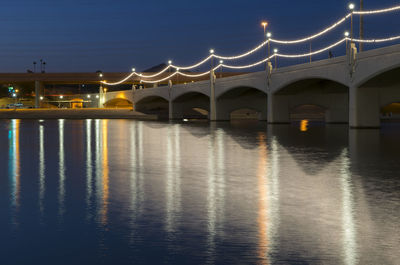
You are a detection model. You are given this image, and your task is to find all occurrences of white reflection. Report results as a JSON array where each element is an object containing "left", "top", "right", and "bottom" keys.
[
  {"left": 58, "top": 119, "right": 66, "bottom": 219},
  {"left": 39, "top": 124, "right": 45, "bottom": 217},
  {"left": 86, "top": 119, "right": 93, "bottom": 220},
  {"left": 165, "top": 124, "right": 182, "bottom": 233},
  {"left": 340, "top": 149, "right": 358, "bottom": 265},
  {"left": 267, "top": 137, "right": 280, "bottom": 251},
  {"left": 9, "top": 119, "right": 20, "bottom": 225},
  {"left": 257, "top": 134, "right": 280, "bottom": 264},
  {"left": 206, "top": 128, "right": 226, "bottom": 262}
]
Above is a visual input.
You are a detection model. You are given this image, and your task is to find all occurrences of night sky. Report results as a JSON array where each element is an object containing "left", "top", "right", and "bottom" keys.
[{"left": 1, "top": 0, "right": 399, "bottom": 73}]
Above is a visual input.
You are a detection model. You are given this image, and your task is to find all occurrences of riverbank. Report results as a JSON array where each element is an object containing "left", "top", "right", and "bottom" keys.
[{"left": 0, "top": 108, "right": 158, "bottom": 120}]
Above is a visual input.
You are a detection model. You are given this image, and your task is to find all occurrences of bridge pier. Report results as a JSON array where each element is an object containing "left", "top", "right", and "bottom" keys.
[
  {"left": 349, "top": 85, "right": 380, "bottom": 128},
  {"left": 267, "top": 94, "right": 290, "bottom": 124}
]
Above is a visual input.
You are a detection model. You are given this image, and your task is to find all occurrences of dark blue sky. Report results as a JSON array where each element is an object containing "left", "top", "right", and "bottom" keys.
[{"left": 1, "top": 0, "right": 399, "bottom": 72}]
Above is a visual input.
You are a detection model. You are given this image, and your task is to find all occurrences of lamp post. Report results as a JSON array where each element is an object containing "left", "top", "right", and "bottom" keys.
[
  {"left": 266, "top": 32, "right": 272, "bottom": 61},
  {"left": 261, "top": 22, "right": 268, "bottom": 70},
  {"left": 349, "top": 3, "right": 355, "bottom": 43},
  {"left": 345, "top": 31, "right": 350, "bottom": 51},
  {"left": 360, "top": 0, "right": 364, "bottom": 51}
]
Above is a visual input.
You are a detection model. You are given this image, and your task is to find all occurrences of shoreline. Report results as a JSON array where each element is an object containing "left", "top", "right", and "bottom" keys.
[{"left": 0, "top": 108, "right": 158, "bottom": 120}]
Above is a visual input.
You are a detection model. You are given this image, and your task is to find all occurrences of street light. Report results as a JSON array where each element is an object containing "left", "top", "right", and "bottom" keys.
[
  {"left": 261, "top": 21, "right": 268, "bottom": 36},
  {"left": 274, "top": 48, "right": 278, "bottom": 69},
  {"left": 131, "top": 68, "right": 136, "bottom": 72}
]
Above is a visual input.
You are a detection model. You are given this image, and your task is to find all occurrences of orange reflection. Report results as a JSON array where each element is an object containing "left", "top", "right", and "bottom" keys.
[
  {"left": 257, "top": 133, "right": 269, "bottom": 265},
  {"left": 101, "top": 120, "right": 109, "bottom": 225},
  {"left": 300, "top": 119, "right": 309, "bottom": 132}
]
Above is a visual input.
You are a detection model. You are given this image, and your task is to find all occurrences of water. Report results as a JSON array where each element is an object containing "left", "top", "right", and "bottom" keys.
[{"left": 0, "top": 119, "right": 399, "bottom": 265}]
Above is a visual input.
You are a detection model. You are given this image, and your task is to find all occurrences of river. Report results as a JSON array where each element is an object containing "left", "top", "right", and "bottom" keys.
[{"left": 0, "top": 119, "right": 399, "bottom": 264}]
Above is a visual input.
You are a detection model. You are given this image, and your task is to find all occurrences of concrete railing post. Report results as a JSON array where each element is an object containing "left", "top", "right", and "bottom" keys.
[
  {"left": 99, "top": 85, "right": 103, "bottom": 108},
  {"left": 210, "top": 69, "right": 217, "bottom": 121}
]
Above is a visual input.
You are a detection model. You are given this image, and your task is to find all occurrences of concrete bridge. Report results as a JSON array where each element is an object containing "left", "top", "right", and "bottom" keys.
[{"left": 125, "top": 43, "right": 400, "bottom": 128}]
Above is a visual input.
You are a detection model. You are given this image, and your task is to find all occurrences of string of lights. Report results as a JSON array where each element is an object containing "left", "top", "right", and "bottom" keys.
[
  {"left": 350, "top": 35, "right": 400, "bottom": 43},
  {"left": 214, "top": 41, "right": 268, "bottom": 60},
  {"left": 101, "top": 3, "right": 400, "bottom": 85},
  {"left": 221, "top": 55, "right": 275, "bottom": 70},
  {"left": 101, "top": 72, "right": 136, "bottom": 86},
  {"left": 354, "top": 5, "right": 400, "bottom": 15},
  {"left": 270, "top": 15, "right": 350, "bottom": 45},
  {"left": 276, "top": 38, "right": 346, "bottom": 58}
]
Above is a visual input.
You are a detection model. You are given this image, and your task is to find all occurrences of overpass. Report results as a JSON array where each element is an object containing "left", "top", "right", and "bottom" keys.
[{"left": 127, "top": 43, "right": 400, "bottom": 128}]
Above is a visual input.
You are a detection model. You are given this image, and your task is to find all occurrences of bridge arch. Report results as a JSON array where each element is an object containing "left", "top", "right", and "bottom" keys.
[
  {"left": 171, "top": 91, "right": 210, "bottom": 120},
  {"left": 351, "top": 64, "right": 400, "bottom": 127},
  {"left": 134, "top": 95, "right": 169, "bottom": 118},
  {"left": 269, "top": 78, "right": 349, "bottom": 123},
  {"left": 104, "top": 98, "right": 133, "bottom": 108},
  {"left": 216, "top": 86, "right": 268, "bottom": 121}
]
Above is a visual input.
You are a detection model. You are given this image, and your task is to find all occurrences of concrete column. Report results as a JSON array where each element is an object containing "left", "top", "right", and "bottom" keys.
[
  {"left": 99, "top": 85, "right": 103, "bottom": 108},
  {"left": 267, "top": 94, "right": 290, "bottom": 123},
  {"left": 35, "top": 81, "right": 43, "bottom": 108},
  {"left": 210, "top": 70, "right": 217, "bottom": 121},
  {"left": 349, "top": 85, "right": 380, "bottom": 128}
]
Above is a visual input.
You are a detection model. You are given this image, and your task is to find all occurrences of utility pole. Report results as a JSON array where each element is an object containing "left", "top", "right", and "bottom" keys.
[{"left": 360, "top": 0, "right": 364, "bottom": 52}]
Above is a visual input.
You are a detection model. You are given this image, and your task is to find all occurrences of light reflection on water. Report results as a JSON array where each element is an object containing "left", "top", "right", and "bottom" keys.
[{"left": 0, "top": 120, "right": 399, "bottom": 265}]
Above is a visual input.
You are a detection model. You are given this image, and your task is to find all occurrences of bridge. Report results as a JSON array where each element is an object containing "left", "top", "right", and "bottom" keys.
[{"left": 107, "top": 43, "right": 397, "bottom": 128}]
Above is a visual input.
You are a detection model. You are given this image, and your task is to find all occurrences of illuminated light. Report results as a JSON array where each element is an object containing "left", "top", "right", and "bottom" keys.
[
  {"left": 101, "top": 72, "right": 135, "bottom": 85},
  {"left": 40, "top": 96, "right": 44, "bottom": 100},
  {"left": 261, "top": 21, "right": 268, "bottom": 28},
  {"left": 214, "top": 41, "right": 268, "bottom": 60},
  {"left": 270, "top": 15, "right": 350, "bottom": 44},
  {"left": 136, "top": 66, "right": 170, "bottom": 78},
  {"left": 59, "top": 96, "right": 63, "bottom": 99},
  {"left": 99, "top": 73, "right": 103, "bottom": 77},
  {"left": 209, "top": 49, "right": 215, "bottom": 54},
  {"left": 222, "top": 54, "right": 275, "bottom": 69},
  {"left": 170, "top": 55, "right": 213, "bottom": 70},
  {"left": 354, "top": 4, "right": 400, "bottom": 14},
  {"left": 96, "top": 95, "right": 99, "bottom": 99},
  {"left": 12, "top": 93, "right": 16, "bottom": 97},
  {"left": 267, "top": 32, "right": 272, "bottom": 38},
  {"left": 183, "top": 119, "right": 188, "bottom": 122},
  {"left": 15, "top": 89, "right": 19, "bottom": 93},
  {"left": 168, "top": 60, "right": 172, "bottom": 65},
  {"left": 344, "top": 31, "right": 350, "bottom": 37},
  {"left": 300, "top": 120, "right": 309, "bottom": 132},
  {"left": 349, "top": 35, "right": 400, "bottom": 43},
  {"left": 219, "top": 60, "right": 224, "bottom": 64},
  {"left": 273, "top": 48, "right": 278, "bottom": 53},
  {"left": 349, "top": 3, "right": 355, "bottom": 10},
  {"left": 276, "top": 38, "right": 346, "bottom": 58},
  {"left": 132, "top": 68, "right": 136, "bottom": 72},
  {"left": 87, "top": 95, "right": 91, "bottom": 98}
]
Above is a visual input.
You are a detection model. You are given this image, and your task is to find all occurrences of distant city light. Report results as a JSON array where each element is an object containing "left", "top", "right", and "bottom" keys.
[
  {"left": 40, "top": 96, "right": 44, "bottom": 100},
  {"left": 87, "top": 95, "right": 91, "bottom": 98},
  {"left": 12, "top": 93, "right": 16, "bottom": 97},
  {"left": 96, "top": 95, "right": 99, "bottom": 98},
  {"left": 60, "top": 96, "right": 63, "bottom": 99}
]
